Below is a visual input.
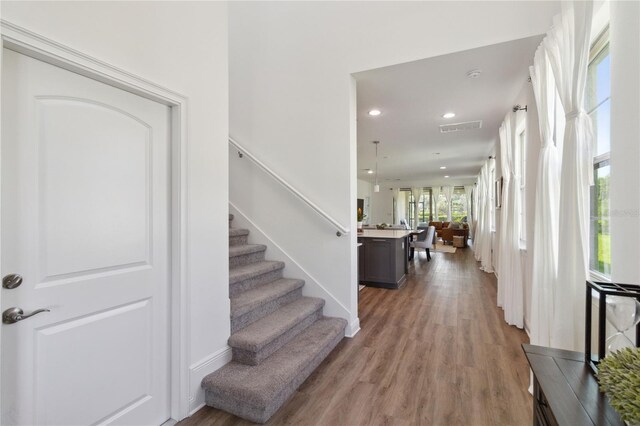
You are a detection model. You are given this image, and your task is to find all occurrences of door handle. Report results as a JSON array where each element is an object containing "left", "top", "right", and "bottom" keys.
[{"left": 2, "top": 307, "right": 50, "bottom": 324}]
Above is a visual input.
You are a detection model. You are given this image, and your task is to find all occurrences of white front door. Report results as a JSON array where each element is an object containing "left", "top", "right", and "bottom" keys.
[{"left": 1, "top": 48, "right": 171, "bottom": 425}]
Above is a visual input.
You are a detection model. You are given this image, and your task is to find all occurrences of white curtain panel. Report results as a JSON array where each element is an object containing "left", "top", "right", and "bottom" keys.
[
  {"left": 544, "top": 0, "right": 594, "bottom": 351},
  {"left": 411, "top": 187, "right": 424, "bottom": 228},
  {"left": 393, "top": 188, "right": 402, "bottom": 225},
  {"left": 475, "top": 160, "right": 494, "bottom": 272},
  {"left": 464, "top": 185, "right": 474, "bottom": 235},
  {"left": 443, "top": 186, "right": 454, "bottom": 221},
  {"left": 497, "top": 112, "right": 524, "bottom": 328},
  {"left": 529, "top": 46, "right": 562, "bottom": 347},
  {"left": 432, "top": 185, "right": 441, "bottom": 221},
  {"left": 473, "top": 171, "right": 485, "bottom": 260},
  {"left": 497, "top": 122, "right": 509, "bottom": 306},
  {"left": 481, "top": 161, "right": 494, "bottom": 273}
]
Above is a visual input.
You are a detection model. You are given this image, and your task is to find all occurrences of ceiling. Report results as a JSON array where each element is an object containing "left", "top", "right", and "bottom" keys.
[{"left": 355, "top": 35, "right": 543, "bottom": 186}]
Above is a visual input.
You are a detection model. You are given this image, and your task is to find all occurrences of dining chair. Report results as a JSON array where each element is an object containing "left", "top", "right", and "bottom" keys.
[{"left": 410, "top": 225, "right": 435, "bottom": 261}]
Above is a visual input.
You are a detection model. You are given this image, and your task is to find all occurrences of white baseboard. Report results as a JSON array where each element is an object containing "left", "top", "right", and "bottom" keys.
[
  {"left": 188, "top": 346, "right": 233, "bottom": 415},
  {"left": 346, "top": 318, "right": 360, "bottom": 338}
]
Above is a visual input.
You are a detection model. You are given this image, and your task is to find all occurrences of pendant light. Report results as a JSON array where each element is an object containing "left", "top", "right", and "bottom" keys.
[{"left": 373, "top": 140, "right": 380, "bottom": 192}]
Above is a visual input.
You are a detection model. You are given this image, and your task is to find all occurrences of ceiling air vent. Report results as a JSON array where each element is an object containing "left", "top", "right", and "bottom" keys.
[{"left": 439, "top": 120, "right": 483, "bottom": 133}]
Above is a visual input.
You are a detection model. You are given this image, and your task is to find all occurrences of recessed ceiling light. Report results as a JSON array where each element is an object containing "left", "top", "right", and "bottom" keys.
[
  {"left": 444, "top": 175, "right": 450, "bottom": 178},
  {"left": 442, "top": 112, "right": 456, "bottom": 119},
  {"left": 440, "top": 166, "right": 447, "bottom": 170},
  {"left": 368, "top": 109, "right": 381, "bottom": 116},
  {"left": 466, "top": 69, "right": 482, "bottom": 79},
  {"left": 367, "top": 169, "right": 374, "bottom": 174}
]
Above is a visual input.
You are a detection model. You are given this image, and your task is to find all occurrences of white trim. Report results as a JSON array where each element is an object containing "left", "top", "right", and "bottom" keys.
[
  {"left": 0, "top": 20, "right": 191, "bottom": 421},
  {"left": 589, "top": 269, "right": 611, "bottom": 283},
  {"left": 229, "top": 202, "right": 355, "bottom": 322},
  {"left": 346, "top": 318, "right": 361, "bottom": 338},
  {"left": 188, "top": 347, "right": 233, "bottom": 415}
]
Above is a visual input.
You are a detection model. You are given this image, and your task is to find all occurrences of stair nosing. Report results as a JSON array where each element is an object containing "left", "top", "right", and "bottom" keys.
[
  {"left": 229, "top": 244, "right": 267, "bottom": 257},
  {"left": 229, "top": 297, "right": 324, "bottom": 352},
  {"left": 202, "top": 317, "right": 347, "bottom": 406},
  {"left": 230, "top": 278, "right": 304, "bottom": 318},
  {"left": 229, "top": 260, "right": 285, "bottom": 284}
]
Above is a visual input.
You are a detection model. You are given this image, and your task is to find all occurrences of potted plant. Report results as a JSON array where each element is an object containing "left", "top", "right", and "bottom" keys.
[
  {"left": 597, "top": 347, "right": 640, "bottom": 425},
  {"left": 357, "top": 208, "right": 366, "bottom": 231}
]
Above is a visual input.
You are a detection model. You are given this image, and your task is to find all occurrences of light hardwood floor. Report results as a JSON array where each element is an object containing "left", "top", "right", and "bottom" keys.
[{"left": 181, "top": 244, "right": 532, "bottom": 425}]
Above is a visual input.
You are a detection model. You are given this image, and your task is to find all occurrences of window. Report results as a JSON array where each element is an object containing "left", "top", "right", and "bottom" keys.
[
  {"left": 587, "top": 28, "right": 611, "bottom": 277},
  {"left": 451, "top": 187, "right": 467, "bottom": 222},
  {"left": 407, "top": 191, "right": 416, "bottom": 228},
  {"left": 418, "top": 188, "right": 433, "bottom": 224},
  {"left": 437, "top": 192, "right": 448, "bottom": 222},
  {"left": 517, "top": 126, "right": 527, "bottom": 246}
]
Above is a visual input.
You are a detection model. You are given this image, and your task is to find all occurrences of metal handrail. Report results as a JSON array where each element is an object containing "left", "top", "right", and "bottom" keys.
[{"left": 229, "top": 137, "right": 349, "bottom": 237}]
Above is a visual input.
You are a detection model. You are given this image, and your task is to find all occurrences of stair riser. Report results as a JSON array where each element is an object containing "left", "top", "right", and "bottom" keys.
[
  {"left": 232, "top": 308, "right": 323, "bottom": 366},
  {"left": 231, "top": 288, "right": 302, "bottom": 333},
  {"left": 204, "top": 321, "right": 346, "bottom": 424},
  {"left": 230, "top": 250, "right": 266, "bottom": 268},
  {"left": 229, "top": 234, "right": 249, "bottom": 247},
  {"left": 230, "top": 269, "right": 284, "bottom": 297}
]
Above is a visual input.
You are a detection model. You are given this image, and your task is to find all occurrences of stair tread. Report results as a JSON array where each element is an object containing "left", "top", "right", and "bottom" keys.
[
  {"left": 229, "top": 244, "right": 266, "bottom": 257},
  {"left": 229, "top": 297, "right": 324, "bottom": 352},
  {"left": 229, "top": 260, "right": 284, "bottom": 284},
  {"left": 229, "top": 228, "right": 250, "bottom": 237},
  {"left": 231, "top": 278, "right": 303, "bottom": 318},
  {"left": 202, "top": 317, "right": 347, "bottom": 407}
]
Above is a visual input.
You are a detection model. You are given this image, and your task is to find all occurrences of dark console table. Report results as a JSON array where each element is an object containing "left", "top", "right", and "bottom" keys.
[{"left": 522, "top": 344, "right": 624, "bottom": 426}]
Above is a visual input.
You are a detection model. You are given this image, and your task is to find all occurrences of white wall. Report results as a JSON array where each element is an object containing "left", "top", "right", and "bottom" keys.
[
  {"left": 610, "top": 0, "right": 640, "bottom": 284},
  {"left": 369, "top": 187, "right": 395, "bottom": 225},
  {"left": 357, "top": 179, "right": 373, "bottom": 200},
  {"left": 1, "top": 1, "right": 229, "bottom": 417}
]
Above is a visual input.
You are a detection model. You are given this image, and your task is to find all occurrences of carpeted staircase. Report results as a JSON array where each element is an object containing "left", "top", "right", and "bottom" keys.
[{"left": 201, "top": 214, "right": 347, "bottom": 423}]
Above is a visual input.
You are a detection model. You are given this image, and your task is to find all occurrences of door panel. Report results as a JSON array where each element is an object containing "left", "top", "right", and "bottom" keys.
[
  {"left": 36, "top": 300, "right": 152, "bottom": 426},
  {"left": 1, "top": 48, "right": 171, "bottom": 425},
  {"left": 38, "top": 97, "right": 151, "bottom": 279}
]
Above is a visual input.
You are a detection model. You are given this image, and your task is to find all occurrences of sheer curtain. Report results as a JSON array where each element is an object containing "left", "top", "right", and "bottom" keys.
[
  {"left": 393, "top": 188, "right": 402, "bottom": 225},
  {"left": 443, "top": 186, "right": 453, "bottom": 221},
  {"left": 529, "top": 46, "right": 562, "bottom": 347},
  {"left": 544, "top": 0, "right": 594, "bottom": 351},
  {"left": 464, "top": 185, "right": 474, "bottom": 235},
  {"left": 498, "top": 112, "right": 524, "bottom": 328},
  {"left": 411, "top": 187, "right": 424, "bottom": 228},
  {"left": 432, "top": 186, "right": 441, "bottom": 222},
  {"left": 474, "top": 160, "right": 494, "bottom": 273}
]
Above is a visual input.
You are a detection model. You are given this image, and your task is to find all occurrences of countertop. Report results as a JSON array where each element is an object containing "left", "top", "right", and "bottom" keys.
[{"left": 357, "top": 229, "right": 413, "bottom": 239}]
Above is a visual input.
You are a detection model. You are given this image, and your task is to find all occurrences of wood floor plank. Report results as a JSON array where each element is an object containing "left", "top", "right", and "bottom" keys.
[{"left": 179, "top": 245, "right": 532, "bottom": 425}]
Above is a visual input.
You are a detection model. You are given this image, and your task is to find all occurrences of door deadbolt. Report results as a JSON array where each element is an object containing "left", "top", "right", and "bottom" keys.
[{"left": 2, "top": 274, "right": 23, "bottom": 289}]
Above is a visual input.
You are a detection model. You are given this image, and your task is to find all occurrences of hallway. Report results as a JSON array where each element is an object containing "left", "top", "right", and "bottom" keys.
[{"left": 183, "top": 246, "right": 532, "bottom": 425}]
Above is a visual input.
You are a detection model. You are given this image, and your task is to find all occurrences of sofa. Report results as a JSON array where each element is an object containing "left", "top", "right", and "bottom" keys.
[
  {"left": 429, "top": 221, "right": 469, "bottom": 247},
  {"left": 428, "top": 221, "right": 450, "bottom": 239}
]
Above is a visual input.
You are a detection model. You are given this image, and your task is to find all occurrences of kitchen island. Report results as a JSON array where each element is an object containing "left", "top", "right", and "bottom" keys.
[{"left": 357, "top": 229, "right": 411, "bottom": 289}]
